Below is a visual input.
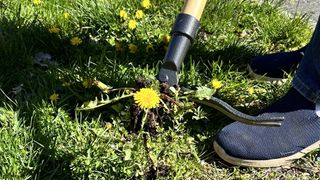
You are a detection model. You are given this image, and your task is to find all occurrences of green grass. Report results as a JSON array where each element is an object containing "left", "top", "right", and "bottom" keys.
[{"left": 0, "top": 0, "right": 319, "bottom": 179}]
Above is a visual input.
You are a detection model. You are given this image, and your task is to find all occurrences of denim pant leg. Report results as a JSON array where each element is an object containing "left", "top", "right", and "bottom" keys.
[{"left": 293, "top": 16, "right": 320, "bottom": 103}]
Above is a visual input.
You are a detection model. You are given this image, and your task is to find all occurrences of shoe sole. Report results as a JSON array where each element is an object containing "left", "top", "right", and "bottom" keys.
[
  {"left": 213, "top": 141, "right": 320, "bottom": 168},
  {"left": 247, "top": 65, "right": 288, "bottom": 85}
]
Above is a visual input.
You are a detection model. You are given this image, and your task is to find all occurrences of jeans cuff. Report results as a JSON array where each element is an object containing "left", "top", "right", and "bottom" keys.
[{"left": 292, "top": 75, "right": 320, "bottom": 103}]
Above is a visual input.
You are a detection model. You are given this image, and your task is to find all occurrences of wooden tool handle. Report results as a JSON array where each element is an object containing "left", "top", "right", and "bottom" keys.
[{"left": 182, "top": 0, "right": 207, "bottom": 21}]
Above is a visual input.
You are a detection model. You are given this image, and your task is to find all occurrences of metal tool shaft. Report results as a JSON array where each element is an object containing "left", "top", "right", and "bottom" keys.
[{"left": 158, "top": 0, "right": 207, "bottom": 86}]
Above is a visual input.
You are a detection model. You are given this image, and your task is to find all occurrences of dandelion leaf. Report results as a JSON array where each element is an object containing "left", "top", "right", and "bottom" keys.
[
  {"left": 124, "top": 149, "right": 132, "bottom": 161},
  {"left": 195, "top": 86, "right": 215, "bottom": 100}
]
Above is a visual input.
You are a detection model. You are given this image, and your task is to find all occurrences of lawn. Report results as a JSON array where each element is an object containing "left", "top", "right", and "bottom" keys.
[{"left": 0, "top": 0, "right": 319, "bottom": 179}]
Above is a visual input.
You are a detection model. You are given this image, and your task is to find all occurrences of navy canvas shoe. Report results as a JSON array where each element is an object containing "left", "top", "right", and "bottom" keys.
[
  {"left": 248, "top": 46, "right": 307, "bottom": 82},
  {"left": 214, "top": 88, "right": 320, "bottom": 167}
]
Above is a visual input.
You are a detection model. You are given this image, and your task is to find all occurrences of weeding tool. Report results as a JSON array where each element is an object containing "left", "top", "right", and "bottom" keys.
[{"left": 157, "top": 0, "right": 284, "bottom": 126}]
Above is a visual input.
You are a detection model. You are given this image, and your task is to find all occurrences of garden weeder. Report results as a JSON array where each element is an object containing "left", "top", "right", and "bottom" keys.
[{"left": 157, "top": 0, "right": 284, "bottom": 126}]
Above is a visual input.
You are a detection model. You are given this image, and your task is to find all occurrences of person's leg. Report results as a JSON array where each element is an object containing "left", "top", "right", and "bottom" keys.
[
  {"left": 293, "top": 18, "right": 320, "bottom": 103},
  {"left": 214, "top": 17, "right": 320, "bottom": 167}
]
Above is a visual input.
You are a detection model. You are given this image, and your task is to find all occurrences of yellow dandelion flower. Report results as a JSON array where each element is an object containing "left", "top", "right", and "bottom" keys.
[
  {"left": 82, "top": 79, "right": 94, "bottom": 88},
  {"left": 70, "top": 37, "right": 82, "bottom": 46},
  {"left": 63, "top": 12, "right": 70, "bottom": 19},
  {"left": 105, "top": 122, "right": 112, "bottom": 129},
  {"left": 128, "top": 43, "right": 138, "bottom": 54},
  {"left": 119, "top": 10, "right": 128, "bottom": 20},
  {"left": 146, "top": 44, "right": 154, "bottom": 53},
  {"left": 128, "top": 20, "right": 137, "bottom": 30},
  {"left": 135, "top": 10, "right": 144, "bottom": 19},
  {"left": 211, "top": 79, "right": 223, "bottom": 89},
  {"left": 141, "top": 0, "right": 151, "bottom": 9},
  {"left": 134, "top": 88, "right": 160, "bottom": 109},
  {"left": 49, "top": 92, "right": 59, "bottom": 102},
  {"left": 48, "top": 27, "right": 60, "bottom": 33},
  {"left": 32, "top": 0, "right": 42, "bottom": 5},
  {"left": 162, "top": 34, "right": 171, "bottom": 44},
  {"left": 248, "top": 87, "right": 255, "bottom": 95}
]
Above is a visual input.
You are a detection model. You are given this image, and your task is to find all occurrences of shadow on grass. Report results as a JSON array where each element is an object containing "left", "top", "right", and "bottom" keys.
[
  {"left": 0, "top": 15, "right": 264, "bottom": 178},
  {"left": 191, "top": 41, "right": 258, "bottom": 67},
  {"left": 0, "top": 18, "right": 81, "bottom": 179}
]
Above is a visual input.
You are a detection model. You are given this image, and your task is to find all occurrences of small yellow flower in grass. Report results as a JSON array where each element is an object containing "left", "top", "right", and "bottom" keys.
[
  {"left": 135, "top": 10, "right": 144, "bottom": 19},
  {"left": 141, "top": 0, "right": 151, "bottom": 9},
  {"left": 32, "top": 0, "right": 42, "bottom": 5},
  {"left": 128, "top": 43, "right": 138, "bottom": 54},
  {"left": 70, "top": 37, "right": 82, "bottom": 46},
  {"left": 48, "top": 27, "right": 60, "bottom": 33},
  {"left": 119, "top": 10, "right": 128, "bottom": 20},
  {"left": 63, "top": 12, "right": 70, "bottom": 19},
  {"left": 162, "top": 34, "right": 171, "bottom": 44},
  {"left": 49, "top": 92, "right": 59, "bottom": 102},
  {"left": 105, "top": 122, "right": 112, "bottom": 129},
  {"left": 248, "top": 87, "right": 255, "bottom": 95},
  {"left": 134, "top": 88, "right": 160, "bottom": 109},
  {"left": 211, "top": 79, "right": 223, "bottom": 89},
  {"left": 128, "top": 20, "right": 137, "bottom": 30}
]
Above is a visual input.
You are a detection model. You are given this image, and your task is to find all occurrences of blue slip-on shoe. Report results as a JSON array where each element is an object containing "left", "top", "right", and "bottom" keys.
[
  {"left": 248, "top": 46, "right": 306, "bottom": 82},
  {"left": 214, "top": 88, "right": 320, "bottom": 167}
]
